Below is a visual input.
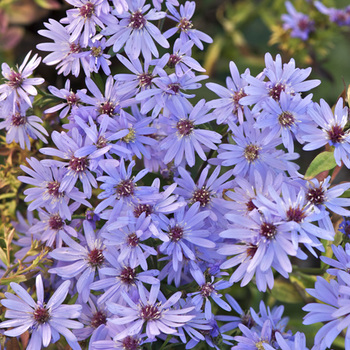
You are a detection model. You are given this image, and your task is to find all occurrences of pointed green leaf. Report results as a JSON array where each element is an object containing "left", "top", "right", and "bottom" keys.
[{"left": 305, "top": 151, "right": 337, "bottom": 179}]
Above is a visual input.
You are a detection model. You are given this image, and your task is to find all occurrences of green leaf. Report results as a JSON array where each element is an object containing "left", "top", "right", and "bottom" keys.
[
  {"left": 270, "top": 278, "right": 303, "bottom": 303},
  {"left": 304, "top": 151, "right": 337, "bottom": 179}
]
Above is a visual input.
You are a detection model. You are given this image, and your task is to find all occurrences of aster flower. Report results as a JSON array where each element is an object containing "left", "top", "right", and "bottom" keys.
[
  {"left": 136, "top": 70, "right": 208, "bottom": 118},
  {"left": 0, "top": 51, "right": 44, "bottom": 106},
  {"left": 18, "top": 157, "right": 91, "bottom": 220},
  {"left": 164, "top": 1, "right": 213, "bottom": 50},
  {"left": 206, "top": 61, "right": 249, "bottom": 124},
  {"left": 74, "top": 115, "right": 131, "bottom": 169},
  {"left": 174, "top": 165, "right": 233, "bottom": 221},
  {"left": 95, "top": 158, "right": 160, "bottom": 218},
  {"left": 90, "top": 248, "right": 159, "bottom": 305},
  {"left": 29, "top": 207, "right": 79, "bottom": 248},
  {"left": 0, "top": 274, "right": 83, "bottom": 350},
  {"left": 217, "top": 117, "right": 299, "bottom": 182},
  {"left": 37, "top": 19, "right": 88, "bottom": 77},
  {"left": 83, "top": 37, "right": 111, "bottom": 76},
  {"left": 79, "top": 75, "right": 132, "bottom": 119},
  {"left": 115, "top": 54, "right": 160, "bottom": 97},
  {"left": 49, "top": 220, "right": 106, "bottom": 303},
  {"left": 160, "top": 38, "right": 206, "bottom": 77},
  {"left": 302, "top": 98, "right": 350, "bottom": 168},
  {"left": 282, "top": 1, "right": 315, "bottom": 41},
  {"left": 45, "top": 79, "right": 86, "bottom": 119},
  {"left": 159, "top": 99, "right": 221, "bottom": 167},
  {"left": 240, "top": 53, "right": 320, "bottom": 108},
  {"left": 305, "top": 175, "right": 350, "bottom": 216},
  {"left": 188, "top": 268, "right": 231, "bottom": 320},
  {"left": 107, "top": 283, "right": 194, "bottom": 340},
  {"left": 220, "top": 208, "right": 300, "bottom": 290},
  {"left": 152, "top": 0, "right": 178, "bottom": 11},
  {"left": 315, "top": 1, "right": 350, "bottom": 26},
  {"left": 158, "top": 202, "right": 215, "bottom": 272},
  {"left": 40, "top": 128, "right": 98, "bottom": 198},
  {"left": 103, "top": 213, "right": 157, "bottom": 270},
  {"left": 104, "top": 0, "right": 169, "bottom": 61},
  {"left": 73, "top": 295, "right": 109, "bottom": 342},
  {"left": 256, "top": 92, "right": 313, "bottom": 153},
  {"left": 62, "top": 0, "right": 108, "bottom": 48},
  {"left": 0, "top": 99, "right": 48, "bottom": 150},
  {"left": 303, "top": 271, "right": 350, "bottom": 350}
]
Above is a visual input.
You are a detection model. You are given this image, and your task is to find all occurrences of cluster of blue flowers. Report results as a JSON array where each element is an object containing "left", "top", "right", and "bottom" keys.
[{"left": 1, "top": 0, "right": 350, "bottom": 349}]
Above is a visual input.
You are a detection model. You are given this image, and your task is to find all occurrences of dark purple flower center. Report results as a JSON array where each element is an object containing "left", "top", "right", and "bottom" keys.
[
  {"left": 33, "top": 306, "right": 50, "bottom": 324},
  {"left": 119, "top": 266, "right": 136, "bottom": 285},
  {"left": 168, "top": 54, "right": 182, "bottom": 68},
  {"left": 260, "top": 222, "right": 277, "bottom": 239},
  {"left": 49, "top": 214, "right": 64, "bottom": 230},
  {"left": 328, "top": 125, "right": 345, "bottom": 143},
  {"left": 91, "top": 46, "right": 102, "bottom": 57},
  {"left": 127, "top": 233, "right": 139, "bottom": 247},
  {"left": 140, "top": 304, "right": 161, "bottom": 321},
  {"left": 91, "top": 310, "right": 107, "bottom": 329},
  {"left": 69, "top": 156, "right": 89, "bottom": 173},
  {"left": 66, "top": 92, "right": 79, "bottom": 106},
  {"left": 46, "top": 181, "right": 61, "bottom": 198},
  {"left": 129, "top": 10, "right": 146, "bottom": 29},
  {"left": 246, "top": 244, "right": 258, "bottom": 258},
  {"left": 122, "top": 336, "right": 141, "bottom": 350},
  {"left": 244, "top": 144, "right": 260, "bottom": 162},
  {"left": 99, "top": 101, "right": 116, "bottom": 117},
  {"left": 138, "top": 73, "right": 153, "bottom": 88},
  {"left": 246, "top": 199, "right": 257, "bottom": 212},
  {"left": 116, "top": 179, "right": 135, "bottom": 198},
  {"left": 286, "top": 206, "right": 306, "bottom": 223},
  {"left": 133, "top": 204, "right": 153, "bottom": 218},
  {"left": 168, "top": 83, "right": 181, "bottom": 94},
  {"left": 192, "top": 187, "right": 211, "bottom": 207},
  {"left": 11, "top": 113, "right": 26, "bottom": 126},
  {"left": 298, "top": 18, "right": 311, "bottom": 31},
  {"left": 241, "top": 312, "right": 255, "bottom": 328},
  {"left": 178, "top": 17, "right": 193, "bottom": 32},
  {"left": 268, "top": 83, "right": 286, "bottom": 101},
  {"left": 168, "top": 225, "right": 184, "bottom": 242},
  {"left": 342, "top": 222, "right": 350, "bottom": 237},
  {"left": 200, "top": 282, "right": 214, "bottom": 298},
  {"left": 88, "top": 248, "right": 105, "bottom": 268},
  {"left": 8, "top": 70, "right": 23, "bottom": 88},
  {"left": 96, "top": 135, "right": 108, "bottom": 148},
  {"left": 306, "top": 186, "right": 325, "bottom": 205},
  {"left": 70, "top": 43, "right": 81, "bottom": 54},
  {"left": 278, "top": 111, "right": 295, "bottom": 127},
  {"left": 177, "top": 119, "right": 194, "bottom": 136},
  {"left": 80, "top": 2, "right": 94, "bottom": 18},
  {"left": 233, "top": 89, "right": 247, "bottom": 110}
]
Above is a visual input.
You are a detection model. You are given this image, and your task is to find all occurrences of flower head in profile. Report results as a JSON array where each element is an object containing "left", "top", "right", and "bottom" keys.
[
  {"left": 0, "top": 51, "right": 44, "bottom": 106},
  {"left": 0, "top": 274, "right": 83, "bottom": 350}
]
